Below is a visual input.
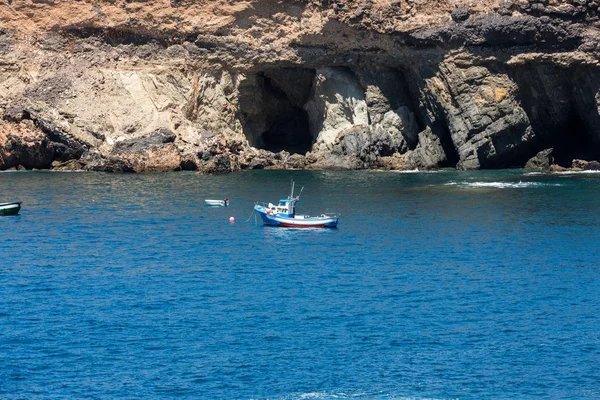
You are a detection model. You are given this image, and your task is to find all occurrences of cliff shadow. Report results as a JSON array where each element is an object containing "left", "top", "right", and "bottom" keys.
[
  {"left": 238, "top": 68, "right": 316, "bottom": 155},
  {"left": 403, "top": 64, "right": 460, "bottom": 168},
  {"left": 510, "top": 64, "right": 600, "bottom": 166}
]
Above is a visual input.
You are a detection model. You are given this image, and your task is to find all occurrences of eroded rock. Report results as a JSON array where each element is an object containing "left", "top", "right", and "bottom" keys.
[
  {"left": 108, "top": 128, "right": 181, "bottom": 172},
  {"left": 0, "top": 121, "right": 54, "bottom": 170},
  {"left": 1, "top": 0, "right": 600, "bottom": 172},
  {"left": 407, "top": 128, "right": 447, "bottom": 170},
  {"left": 525, "top": 148, "right": 554, "bottom": 171}
]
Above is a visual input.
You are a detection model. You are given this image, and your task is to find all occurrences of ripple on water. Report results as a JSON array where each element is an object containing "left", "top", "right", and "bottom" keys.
[{"left": 1, "top": 170, "right": 599, "bottom": 399}]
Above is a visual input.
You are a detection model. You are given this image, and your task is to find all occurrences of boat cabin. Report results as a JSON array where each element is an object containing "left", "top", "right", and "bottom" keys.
[{"left": 268, "top": 198, "right": 298, "bottom": 217}]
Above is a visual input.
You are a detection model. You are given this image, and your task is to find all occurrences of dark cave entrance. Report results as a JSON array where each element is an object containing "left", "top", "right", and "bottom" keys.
[
  {"left": 510, "top": 65, "right": 600, "bottom": 167},
  {"left": 259, "top": 104, "right": 312, "bottom": 154},
  {"left": 552, "top": 115, "right": 596, "bottom": 167},
  {"left": 238, "top": 68, "right": 316, "bottom": 155}
]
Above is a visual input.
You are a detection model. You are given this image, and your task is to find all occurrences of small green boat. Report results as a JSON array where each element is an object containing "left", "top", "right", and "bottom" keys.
[{"left": 0, "top": 201, "right": 22, "bottom": 216}]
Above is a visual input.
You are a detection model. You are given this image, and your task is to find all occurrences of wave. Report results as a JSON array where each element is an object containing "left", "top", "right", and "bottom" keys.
[
  {"left": 552, "top": 170, "right": 600, "bottom": 174},
  {"left": 271, "top": 392, "right": 455, "bottom": 400},
  {"left": 445, "top": 181, "right": 562, "bottom": 189},
  {"left": 524, "top": 170, "right": 600, "bottom": 175},
  {"left": 388, "top": 169, "right": 445, "bottom": 174}
]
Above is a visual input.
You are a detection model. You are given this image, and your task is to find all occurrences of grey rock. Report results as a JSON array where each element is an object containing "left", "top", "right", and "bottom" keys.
[
  {"left": 112, "top": 128, "right": 176, "bottom": 154},
  {"left": 525, "top": 148, "right": 554, "bottom": 170},
  {"left": 451, "top": 7, "right": 470, "bottom": 22},
  {"left": 285, "top": 153, "right": 307, "bottom": 169},
  {"left": 316, "top": 122, "right": 412, "bottom": 170},
  {"left": 36, "top": 118, "right": 87, "bottom": 161},
  {"left": 304, "top": 67, "right": 369, "bottom": 148},
  {"left": 407, "top": 127, "right": 447, "bottom": 170}
]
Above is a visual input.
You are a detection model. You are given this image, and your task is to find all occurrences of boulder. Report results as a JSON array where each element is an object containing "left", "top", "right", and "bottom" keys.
[
  {"left": 525, "top": 148, "right": 554, "bottom": 171},
  {"left": 201, "top": 153, "right": 235, "bottom": 174},
  {"left": 118, "top": 144, "right": 182, "bottom": 173},
  {"left": 407, "top": 127, "right": 447, "bottom": 170},
  {"left": 51, "top": 159, "right": 85, "bottom": 171},
  {"left": 0, "top": 121, "right": 55, "bottom": 170},
  {"left": 105, "top": 128, "right": 182, "bottom": 172},
  {"left": 381, "top": 153, "right": 409, "bottom": 170},
  {"left": 451, "top": 7, "right": 470, "bottom": 22},
  {"left": 112, "top": 128, "right": 176, "bottom": 154},
  {"left": 571, "top": 159, "right": 600, "bottom": 170},
  {"left": 285, "top": 153, "right": 307, "bottom": 169}
]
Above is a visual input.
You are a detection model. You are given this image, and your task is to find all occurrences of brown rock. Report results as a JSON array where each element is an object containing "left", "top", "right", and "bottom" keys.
[
  {"left": 285, "top": 153, "right": 307, "bottom": 169},
  {"left": 381, "top": 153, "right": 409, "bottom": 170},
  {"left": 571, "top": 159, "right": 600, "bottom": 170},
  {"left": 0, "top": 121, "right": 54, "bottom": 170},
  {"left": 1, "top": 0, "right": 598, "bottom": 174},
  {"left": 108, "top": 129, "right": 182, "bottom": 172}
]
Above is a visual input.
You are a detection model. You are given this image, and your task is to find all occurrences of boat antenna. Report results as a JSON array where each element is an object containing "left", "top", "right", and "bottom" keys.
[{"left": 297, "top": 186, "right": 304, "bottom": 199}]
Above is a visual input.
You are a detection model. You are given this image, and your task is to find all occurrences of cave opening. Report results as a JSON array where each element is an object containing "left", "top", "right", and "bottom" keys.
[
  {"left": 239, "top": 68, "right": 316, "bottom": 155},
  {"left": 510, "top": 65, "right": 600, "bottom": 167},
  {"left": 259, "top": 103, "right": 312, "bottom": 154},
  {"left": 552, "top": 115, "right": 596, "bottom": 167}
]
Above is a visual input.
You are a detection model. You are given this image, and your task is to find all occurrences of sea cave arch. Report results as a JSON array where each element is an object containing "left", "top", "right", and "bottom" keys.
[{"left": 238, "top": 68, "right": 316, "bottom": 155}]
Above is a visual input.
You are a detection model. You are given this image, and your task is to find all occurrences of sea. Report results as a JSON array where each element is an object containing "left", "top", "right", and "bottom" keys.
[{"left": 1, "top": 169, "right": 599, "bottom": 399}]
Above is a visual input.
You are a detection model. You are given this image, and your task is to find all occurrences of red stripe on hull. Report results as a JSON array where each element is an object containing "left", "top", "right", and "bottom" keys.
[{"left": 277, "top": 222, "right": 327, "bottom": 228}]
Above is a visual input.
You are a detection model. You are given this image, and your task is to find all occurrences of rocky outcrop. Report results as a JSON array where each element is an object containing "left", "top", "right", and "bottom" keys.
[
  {"left": 0, "top": 121, "right": 54, "bottom": 170},
  {"left": 0, "top": 107, "right": 88, "bottom": 170},
  {"left": 100, "top": 128, "right": 183, "bottom": 172},
  {"left": 407, "top": 128, "right": 449, "bottom": 171},
  {"left": 1, "top": 0, "right": 600, "bottom": 172},
  {"left": 525, "top": 148, "right": 554, "bottom": 171}
]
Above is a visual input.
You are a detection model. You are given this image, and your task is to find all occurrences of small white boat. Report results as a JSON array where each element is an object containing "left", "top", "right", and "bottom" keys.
[
  {"left": 254, "top": 182, "right": 339, "bottom": 228},
  {"left": 0, "top": 201, "right": 22, "bottom": 216},
  {"left": 205, "top": 199, "right": 229, "bottom": 207}
]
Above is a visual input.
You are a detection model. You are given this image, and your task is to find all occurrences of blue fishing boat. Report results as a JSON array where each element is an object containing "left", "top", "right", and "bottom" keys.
[{"left": 254, "top": 182, "right": 339, "bottom": 228}]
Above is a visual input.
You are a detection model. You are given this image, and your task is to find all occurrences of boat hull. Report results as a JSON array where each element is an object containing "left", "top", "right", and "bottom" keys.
[
  {"left": 254, "top": 205, "right": 338, "bottom": 228},
  {"left": 205, "top": 200, "right": 228, "bottom": 206},
  {"left": 0, "top": 202, "right": 22, "bottom": 216}
]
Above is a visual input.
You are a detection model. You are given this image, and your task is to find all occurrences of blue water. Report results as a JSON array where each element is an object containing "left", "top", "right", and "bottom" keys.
[{"left": 1, "top": 169, "right": 599, "bottom": 399}]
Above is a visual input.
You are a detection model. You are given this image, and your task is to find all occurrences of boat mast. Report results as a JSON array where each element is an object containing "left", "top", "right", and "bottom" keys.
[{"left": 290, "top": 180, "right": 295, "bottom": 199}]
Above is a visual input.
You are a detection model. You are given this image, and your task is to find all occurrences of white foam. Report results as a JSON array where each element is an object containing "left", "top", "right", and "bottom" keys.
[
  {"left": 445, "top": 181, "right": 562, "bottom": 189},
  {"left": 552, "top": 170, "right": 600, "bottom": 174},
  {"left": 270, "top": 392, "right": 457, "bottom": 400},
  {"left": 389, "top": 169, "right": 444, "bottom": 174},
  {"left": 523, "top": 172, "right": 544, "bottom": 176}
]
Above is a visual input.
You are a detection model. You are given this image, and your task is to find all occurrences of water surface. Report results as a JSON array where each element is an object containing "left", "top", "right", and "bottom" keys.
[{"left": 1, "top": 170, "right": 599, "bottom": 399}]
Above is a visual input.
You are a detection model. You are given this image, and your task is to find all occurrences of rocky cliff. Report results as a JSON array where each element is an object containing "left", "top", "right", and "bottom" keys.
[{"left": 1, "top": 0, "right": 600, "bottom": 172}]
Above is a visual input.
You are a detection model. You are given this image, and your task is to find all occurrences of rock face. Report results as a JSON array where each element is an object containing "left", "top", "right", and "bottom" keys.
[
  {"left": 525, "top": 148, "right": 554, "bottom": 171},
  {"left": 1, "top": 0, "right": 600, "bottom": 172}
]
